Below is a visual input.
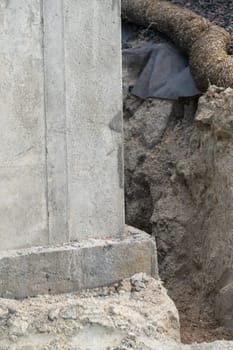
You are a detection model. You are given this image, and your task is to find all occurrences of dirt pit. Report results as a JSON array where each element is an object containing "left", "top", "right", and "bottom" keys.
[
  {"left": 123, "top": 87, "right": 233, "bottom": 344},
  {"left": 123, "top": 24, "right": 233, "bottom": 343}
]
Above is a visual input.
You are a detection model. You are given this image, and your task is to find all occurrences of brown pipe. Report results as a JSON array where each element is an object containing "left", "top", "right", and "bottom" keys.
[{"left": 122, "top": 0, "right": 233, "bottom": 91}]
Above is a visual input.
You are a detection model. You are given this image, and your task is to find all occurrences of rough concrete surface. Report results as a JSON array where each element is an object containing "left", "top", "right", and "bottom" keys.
[
  {"left": 0, "top": 0, "right": 123, "bottom": 249},
  {"left": 60, "top": 0, "right": 124, "bottom": 242},
  {"left": 0, "top": 274, "right": 180, "bottom": 350},
  {"left": 0, "top": 0, "right": 48, "bottom": 250},
  {"left": 0, "top": 226, "right": 157, "bottom": 298}
]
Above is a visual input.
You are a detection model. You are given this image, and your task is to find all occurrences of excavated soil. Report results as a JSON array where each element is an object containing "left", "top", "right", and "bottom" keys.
[
  {"left": 123, "top": 16, "right": 233, "bottom": 344},
  {"left": 123, "top": 87, "right": 233, "bottom": 345}
]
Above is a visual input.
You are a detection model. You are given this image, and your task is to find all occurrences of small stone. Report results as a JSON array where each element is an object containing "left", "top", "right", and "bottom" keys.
[
  {"left": 48, "top": 308, "right": 60, "bottom": 321},
  {"left": 130, "top": 273, "right": 147, "bottom": 292},
  {"left": 141, "top": 273, "right": 150, "bottom": 283},
  {"left": 98, "top": 287, "right": 109, "bottom": 297},
  {"left": 131, "top": 272, "right": 143, "bottom": 283},
  {"left": 0, "top": 305, "right": 9, "bottom": 319},
  {"left": 108, "top": 306, "right": 118, "bottom": 316},
  {"left": 136, "top": 282, "right": 146, "bottom": 292},
  {"left": 108, "top": 286, "right": 117, "bottom": 294},
  {"left": 9, "top": 335, "right": 18, "bottom": 342},
  {"left": 37, "top": 323, "right": 47, "bottom": 333},
  {"left": 60, "top": 306, "right": 77, "bottom": 320},
  {"left": 128, "top": 332, "right": 137, "bottom": 341},
  {"left": 131, "top": 281, "right": 145, "bottom": 292},
  {"left": 118, "top": 279, "right": 132, "bottom": 292}
]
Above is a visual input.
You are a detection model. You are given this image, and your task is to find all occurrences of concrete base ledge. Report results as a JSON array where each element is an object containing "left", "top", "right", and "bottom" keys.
[{"left": 0, "top": 227, "right": 157, "bottom": 298}]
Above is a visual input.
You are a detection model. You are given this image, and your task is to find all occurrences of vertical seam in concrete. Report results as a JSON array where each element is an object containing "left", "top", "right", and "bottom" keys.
[
  {"left": 41, "top": 0, "right": 70, "bottom": 244},
  {"left": 41, "top": 0, "right": 50, "bottom": 244},
  {"left": 61, "top": 0, "right": 70, "bottom": 242}
]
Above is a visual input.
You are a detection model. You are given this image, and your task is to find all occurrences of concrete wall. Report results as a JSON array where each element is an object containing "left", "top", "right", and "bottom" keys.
[
  {"left": 0, "top": 0, "right": 124, "bottom": 250},
  {"left": 0, "top": 1, "right": 48, "bottom": 250}
]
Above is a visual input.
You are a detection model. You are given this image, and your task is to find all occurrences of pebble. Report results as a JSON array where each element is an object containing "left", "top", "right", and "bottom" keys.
[
  {"left": 59, "top": 306, "right": 77, "bottom": 320},
  {"left": 48, "top": 308, "right": 60, "bottom": 321},
  {"left": 130, "top": 273, "right": 147, "bottom": 292}
]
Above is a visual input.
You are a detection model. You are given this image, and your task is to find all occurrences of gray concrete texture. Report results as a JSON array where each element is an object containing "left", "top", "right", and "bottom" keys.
[
  {"left": 0, "top": 227, "right": 157, "bottom": 298},
  {"left": 0, "top": 0, "right": 158, "bottom": 298},
  {"left": 0, "top": 0, "right": 124, "bottom": 250}
]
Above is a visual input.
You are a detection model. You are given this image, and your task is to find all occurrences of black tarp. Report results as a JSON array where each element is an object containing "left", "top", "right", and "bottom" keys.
[{"left": 122, "top": 24, "right": 201, "bottom": 100}]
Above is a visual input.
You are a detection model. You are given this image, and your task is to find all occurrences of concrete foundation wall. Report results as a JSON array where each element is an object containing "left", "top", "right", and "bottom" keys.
[
  {"left": 0, "top": 0, "right": 124, "bottom": 250},
  {"left": 0, "top": 1, "right": 48, "bottom": 250},
  {"left": 0, "top": 228, "right": 157, "bottom": 298}
]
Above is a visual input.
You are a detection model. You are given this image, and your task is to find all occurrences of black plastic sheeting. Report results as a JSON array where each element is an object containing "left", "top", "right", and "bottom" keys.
[{"left": 122, "top": 25, "right": 201, "bottom": 100}]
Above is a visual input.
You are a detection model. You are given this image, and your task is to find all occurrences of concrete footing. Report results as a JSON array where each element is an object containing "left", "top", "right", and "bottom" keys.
[{"left": 0, "top": 227, "right": 157, "bottom": 299}]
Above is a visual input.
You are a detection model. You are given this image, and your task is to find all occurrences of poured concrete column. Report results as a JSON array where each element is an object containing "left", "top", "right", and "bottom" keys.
[
  {"left": 0, "top": 0, "right": 157, "bottom": 297},
  {"left": 0, "top": 0, "right": 124, "bottom": 248},
  {"left": 44, "top": 0, "right": 125, "bottom": 244}
]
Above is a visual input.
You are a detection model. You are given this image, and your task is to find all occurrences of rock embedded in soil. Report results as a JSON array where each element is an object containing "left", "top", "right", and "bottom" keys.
[{"left": 48, "top": 308, "right": 60, "bottom": 322}]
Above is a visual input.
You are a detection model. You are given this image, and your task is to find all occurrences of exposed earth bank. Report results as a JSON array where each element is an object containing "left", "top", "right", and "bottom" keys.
[
  {"left": 124, "top": 61, "right": 233, "bottom": 343},
  {"left": 123, "top": 1, "right": 233, "bottom": 343}
]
